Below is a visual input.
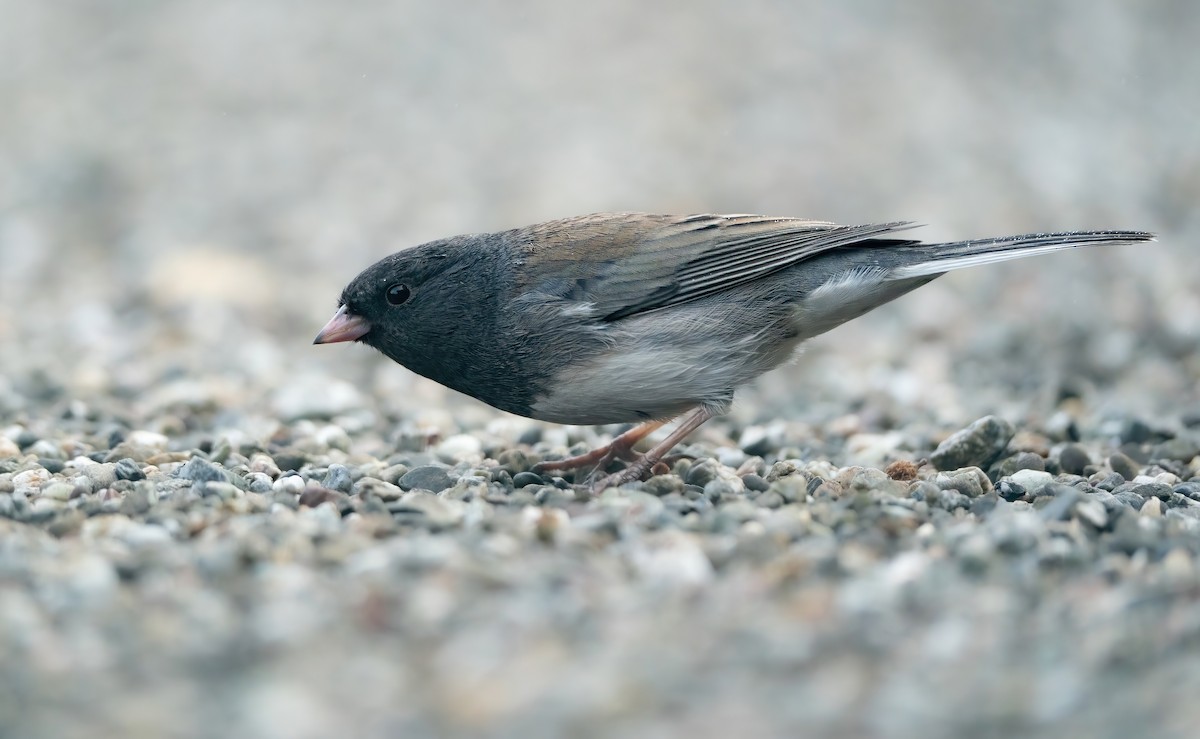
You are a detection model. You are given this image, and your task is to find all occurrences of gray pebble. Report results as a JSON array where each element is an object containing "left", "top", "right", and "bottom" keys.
[
  {"left": 703, "top": 478, "right": 739, "bottom": 503},
  {"left": 1133, "top": 483, "right": 1172, "bottom": 500},
  {"left": 1108, "top": 452, "right": 1140, "bottom": 481},
  {"left": 935, "top": 468, "right": 991, "bottom": 499},
  {"left": 741, "top": 474, "right": 769, "bottom": 492},
  {"left": 1074, "top": 498, "right": 1108, "bottom": 529},
  {"left": 643, "top": 475, "right": 685, "bottom": 497},
  {"left": 245, "top": 472, "right": 274, "bottom": 494},
  {"left": 113, "top": 458, "right": 145, "bottom": 482},
  {"left": 685, "top": 460, "right": 719, "bottom": 488},
  {"left": 930, "top": 415, "right": 1014, "bottom": 470},
  {"left": 399, "top": 465, "right": 454, "bottom": 493},
  {"left": 1057, "top": 445, "right": 1092, "bottom": 476},
  {"left": 81, "top": 463, "right": 117, "bottom": 490},
  {"left": 511, "top": 471, "right": 544, "bottom": 488},
  {"left": 176, "top": 457, "right": 228, "bottom": 485},
  {"left": 1152, "top": 437, "right": 1200, "bottom": 464},
  {"left": 1037, "top": 484, "right": 1082, "bottom": 521},
  {"left": 322, "top": 463, "right": 353, "bottom": 493}
]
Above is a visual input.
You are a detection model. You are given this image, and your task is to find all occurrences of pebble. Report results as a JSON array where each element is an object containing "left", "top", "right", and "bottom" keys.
[
  {"left": 930, "top": 415, "right": 1014, "bottom": 470},
  {"left": 1057, "top": 444, "right": 1092, "bottom": 476},
  {"left": 80, "top": 462, "right": 118, "bottom": 490},
  {"left": 113, "top": 458, "right": 146, "bottom": 481},
  {"left": 398, "top": 465, "right": 455, "bottom": 493},
  {"left": 392, "top": 492, "right": 465, "bottom": 529},
  {"left": 322, "top": 464, "right": 353, "bottom": 493},
  {"left": 176, "top": 457, "right": 229, "bottom": 485},
  {"left": 1108, "top": 452, "right": 1141, "bottom": 481},
  {"left": 12, "top": 468, "right": 51, "bottom": 496},
  {"left": 1006, "top": 469, "right": 1055, "bottom": 495}
]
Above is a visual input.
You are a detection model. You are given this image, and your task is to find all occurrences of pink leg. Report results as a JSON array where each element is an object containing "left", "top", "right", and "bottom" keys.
[
  {"left": 591, "top": 406, "right": 717, "bottom": 492},
  {"left": 532, "top": 419, "right": 667, "bottom": 476}
]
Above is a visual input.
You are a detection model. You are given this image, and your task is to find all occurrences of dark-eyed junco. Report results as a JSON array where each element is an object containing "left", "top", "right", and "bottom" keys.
[{"left": 315, "top": 213, "right": 1153, "bottom": 488}]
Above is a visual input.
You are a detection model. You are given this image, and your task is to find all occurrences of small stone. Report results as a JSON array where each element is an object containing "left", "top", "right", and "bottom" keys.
[
  {"left": 1120, "top": 419, "right": 1163, "bottom": 445},
  {"left": 1175, "top": 482, "right": 1200, "bottom": 501},
  {"left": 685, "top": 460, "right": 719, "bottom": 488},
  {"left": 249, "top": 454, "right": 282, "bottom": 478},
  {"left": 1007, "top": 469, "right": 1055, "bottom": 495},
  {"left": 273, "top": 475, "right": 306, "bottom": 495},
  {"left": 1074, "top": 498, "right": 1108, "bottom": 528},
  {"left": 354, "top": 477, "right": 405, "bottom": 501},
  {"left": 0, "top": 437, "right": 19, "bottom": 458},
  {"left": 997, "top": 480, "right": 1026, "bottom": 502},
  {"left": 127, "top": 430, "right": 170, "bottom": 451},
  {"left": 642, "top": 475, "right": 685, "bottom": 497},
  {"left": 200, "top": 482, "right": 240, "bottom": 501},
  {"left": 322, "top": 463, "right": 353, "bottom": 493},
  {"left": 12, "top": 468, "right": 51, "bottom": 496},
  {"left": 766, "top": 476, "right": 806, "bottom": 505},
  {"left": 1142, "top": 496, "right": 1163, "bottom": 518},
  {"left": 935, "top": 468, "right": 992, "bottom": 499},
  {"left": 1133, "top": 483, "right": 1172, "bottom": 500},
  {"left": 990, "top": 452, "right": 1045, "bottom": 479},
  {"left": 245, "top": 472, "right": 274, "bottom": 494},
  {"left": 436, "top": 434, "right": 482, "bottom": 462},
  {"left": 741, "top": 473, "right": 769, "bottom": 492},
  {"left": 1108, "top": 452, "right": 1140, "bottom": 481},
  {"left": 81, "top": 463, "right": 117, "bottom": 490},
  {"left": 1114, "top": 490, "right": 1146, "bottom": 510},
  {"left": 379, "top": 463, "right": 409, "bottom": 485},
  {"left": 393, "top": 492, "right": 465, "bottom": 528},
  {"left": 40, "top": 482, "right": 74, "bottom": 501},
  {"left": 1152, "top": 437, "right": 1200, "bottom": 464},
  {"left": 298, "top": 487, "right": 345, "bottom": 508},
  {"left": 739, "top": 425, "right": 778, "bottom": 457},
  {"left": 113, "top": 458, "right": 145, "bottom": 482},
  {"left": 314, "top": 425, "right": 352, "bottom": 452},
  {"left": 28, "top": 440, "right": 62, "bottom": 459},
  {"left": 1057, "top": 445, "right": 1092, "bottom": 476},
  {"left": 1037, "top": 484, "right": 1081, "bottom": 521},
  {"left": 176, "top": 457, "right": 228, "bottom": 486},
  {"left": 399, "top": 465, "right": 454, "bottom": 492},
  {"left": 931, "top": 415, "right": 1014, "bottom": 470},
  {"left": 511, "top": 471, "right": 543, "bottom": 488},
  {"left": 496, "top": 450, "right": 533, "bottom": 474}
]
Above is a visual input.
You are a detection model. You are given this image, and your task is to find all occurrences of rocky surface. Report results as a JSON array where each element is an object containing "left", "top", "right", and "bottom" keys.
[{"left": 2, "top": 1, "right": 1198, "bottom": 738}]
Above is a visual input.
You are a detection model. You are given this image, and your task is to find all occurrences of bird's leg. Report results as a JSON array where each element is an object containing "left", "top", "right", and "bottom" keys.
[
  {"left": 591, "top": 406, "right": 717, "bottom": 492},
  {"left": 532, "top": 419, "right": 667, "bottom": 478}
]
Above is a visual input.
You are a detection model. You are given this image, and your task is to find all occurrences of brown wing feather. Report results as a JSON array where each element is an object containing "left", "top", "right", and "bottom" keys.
[{"left": 511, "top": 213, "right": 918, "bottom": 321}]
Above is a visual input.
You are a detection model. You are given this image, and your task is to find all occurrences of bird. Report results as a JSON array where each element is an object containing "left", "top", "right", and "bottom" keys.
[{"left": 314, "top": 212, "right": 1153, "bottom": 489}]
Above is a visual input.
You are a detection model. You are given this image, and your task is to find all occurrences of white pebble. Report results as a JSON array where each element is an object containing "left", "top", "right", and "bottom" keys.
[
  {"left": 274, "top": 475, "right": 306, "bottom": 495},
  {"left": 436, "top": 433, "right": 483, "bottom": 463},
  {"left": 12, "top": 468, "right": 51, "bottom": 496}
]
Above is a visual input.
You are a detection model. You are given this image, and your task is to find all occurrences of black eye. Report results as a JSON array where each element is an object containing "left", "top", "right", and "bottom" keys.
[{"left": 386, "top": 284, "right": 411, "bottom": 305}]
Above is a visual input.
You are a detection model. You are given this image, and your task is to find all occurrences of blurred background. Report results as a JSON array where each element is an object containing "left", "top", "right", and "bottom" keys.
[{"left": 1, "top": 0, "right": 1197, "bottom": 441}]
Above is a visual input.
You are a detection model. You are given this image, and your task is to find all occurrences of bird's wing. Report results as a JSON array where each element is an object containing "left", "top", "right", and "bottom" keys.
[{"left": 512, "top": 212, "right": 919, "bottom": 321}]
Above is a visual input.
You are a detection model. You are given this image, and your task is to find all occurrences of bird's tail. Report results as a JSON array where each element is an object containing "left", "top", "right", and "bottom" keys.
[{"left": 889, "top": 230, "right": 1156, "bottom": 280}]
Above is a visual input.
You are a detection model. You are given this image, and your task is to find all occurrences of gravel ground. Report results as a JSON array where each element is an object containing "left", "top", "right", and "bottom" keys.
[{"left": 3, "top": 2, "right": 1200, "bottom": 738}]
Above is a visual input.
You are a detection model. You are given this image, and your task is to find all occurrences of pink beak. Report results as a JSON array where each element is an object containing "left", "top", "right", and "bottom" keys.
[{"left": 313, "top": 305, "right": 371, "bottom": 344}]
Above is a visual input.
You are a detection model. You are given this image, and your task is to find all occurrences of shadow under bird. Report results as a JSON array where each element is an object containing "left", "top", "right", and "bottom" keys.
[{"left": 315, "top": 213, "right": 1153, "bottom": 489}]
